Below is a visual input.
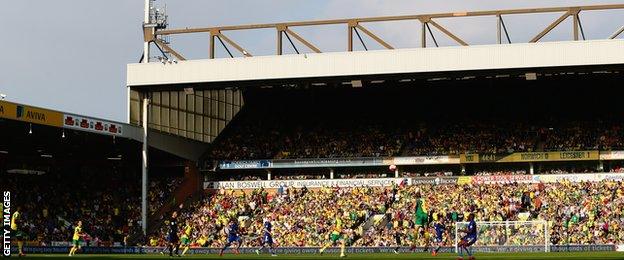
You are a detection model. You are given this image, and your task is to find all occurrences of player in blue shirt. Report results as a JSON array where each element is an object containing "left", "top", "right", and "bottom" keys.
[
  {"left": 219, "top": 219, "right": 243, "bottom": 256},
  {"left": 457, "top": 213, "right": 477, "bottom": 260},
  {"left": 431, "top": 217, "right": 447, "bottom": 256},
  {"left": 255, "top": 218, "right": 277, "bottom": 256}
]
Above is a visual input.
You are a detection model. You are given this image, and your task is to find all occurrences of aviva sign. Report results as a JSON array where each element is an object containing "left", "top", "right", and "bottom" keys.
[{"left": 0, "top": 101, "right": 63, "bottom": 127}]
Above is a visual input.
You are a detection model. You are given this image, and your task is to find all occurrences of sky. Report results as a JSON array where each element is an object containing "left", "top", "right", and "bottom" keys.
[{"left": 0, "top": 0, "right": 622, "bottom": 122}]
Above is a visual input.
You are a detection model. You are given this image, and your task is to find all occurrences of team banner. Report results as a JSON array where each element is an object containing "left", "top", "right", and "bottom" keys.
[
  {"left": 0, "top": 100, "right": 63, "bottom": 127},
  {"left": 207, "top": 178, "right": 410, "bottom": 189},
  {"left": 600, "top": 151, "right": 624, "bottom": 160},
  {"left": 63, "top": 114, "right": 124, "bottom": 136}
]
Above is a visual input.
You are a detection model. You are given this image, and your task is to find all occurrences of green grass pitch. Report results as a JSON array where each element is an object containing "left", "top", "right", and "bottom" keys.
[{"left": 17, "top": 252, "right": 624, "bottom": 259}]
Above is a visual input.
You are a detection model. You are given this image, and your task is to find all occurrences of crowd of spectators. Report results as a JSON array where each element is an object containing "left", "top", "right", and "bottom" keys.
[
  {"left": 148, "top": 177, "right": 184, "bottom": 214},
  {"left": 159, "top": 179, "right": 624, "bottom": 248},
  {"left": 154, "top": 186, "right": 395, "bottom": 247},
  {"left": 4, "top": 169, "right": 185, "bottom": 246},
  {"left": 360, "top": 180, "right": 623, "bottom": 247},
  {"left": 3, "top": 169, "right": 142, "bottom": 246},
  {"left": 210, "top": 118, "right": 624, "bottom": 161}
]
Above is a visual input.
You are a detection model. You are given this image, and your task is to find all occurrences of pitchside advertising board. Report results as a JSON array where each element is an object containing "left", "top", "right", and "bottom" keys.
[
  {"left": 206, "top": 173, "right": 624, "bottom": 189},
  {"left": 11, "top": 245, "right": 618, "bottom": 254}
]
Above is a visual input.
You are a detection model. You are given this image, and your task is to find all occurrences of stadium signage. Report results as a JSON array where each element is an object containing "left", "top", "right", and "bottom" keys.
[
  {"left": 219, "top": 160, "right": 272, "bottom": 169},
  {"left": 471, "top": 175, "right": 534, "bottom": 184},
  {"left": 273, "top": 158, "right": 384, "bottom": 168},
  {"left": 218, "top": 156, "right": 455, "bottom": 169},
  {"left": 411, "top": 176, "right": 458, "bottom": 185},
  {"left": 12, "top": 245, "right": 617, "bottom": 254},
  {"left": 63, "top": 114, "right": 123, "bottom": 136},
  {"left": 461, "top": 151, "right": 600, "bottom": 163},
  {"left": 600, "top": 151, "right": 624, "bottom": 160},
  {"left": 460, "top": 153, "right": 505, "bottom": 163},
  {"left": 467, "top": 173, "right": 624, "bottom": 184},
  {"left": 221, "top": 151, "right": 603, "bottom": 169},
  {"left": 501, "top": 151, "right": 599, "bottom": 162},
  {"left": 207, "top": 178, "right": 410, "bottom": 189},
  {"left": 391, "top": 156, "right": 458, "bottom": 165},
  {"left": 208, "top": 173, "right": 624, "bottom": 189},
  {"left": 533, "top": 173, "right": 624, "bottom": 183},
  {"left": 0, "top": 101, "right": 63, "bottom": 127}
]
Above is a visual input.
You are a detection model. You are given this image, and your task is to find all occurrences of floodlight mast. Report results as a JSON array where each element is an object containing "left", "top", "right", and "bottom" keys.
[
  {"left": 140, "top": 0, "right": 151, "bottom": 237},
  {"left": 143, "top": 0, "right": 150, "bottom": 64}
]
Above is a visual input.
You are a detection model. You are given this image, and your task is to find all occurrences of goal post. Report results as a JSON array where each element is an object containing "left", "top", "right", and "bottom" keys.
[{"left": 455, "top": 220, "right": 549, "bottom": 253}]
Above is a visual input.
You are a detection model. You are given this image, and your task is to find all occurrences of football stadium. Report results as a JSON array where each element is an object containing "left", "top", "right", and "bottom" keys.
[{"left": 3, "top": 1, "right": 624, "bottom": 259}]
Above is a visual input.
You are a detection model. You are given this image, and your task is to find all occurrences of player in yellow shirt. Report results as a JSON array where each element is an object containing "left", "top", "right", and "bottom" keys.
[
  {"left": 149, "top": 236, "right": 160, "bottom": 247},
  {"left": 11, "top": 206, "right": 26, "bottom": 257},
  {"left": 181, "top": 220, "right": 193, "bottom": 256},
  {"left": 69, "top": 220, "right": 84, "bottom": 256},
  {"left": 319, "top": 209, "right": 347, "bottom": 258}
]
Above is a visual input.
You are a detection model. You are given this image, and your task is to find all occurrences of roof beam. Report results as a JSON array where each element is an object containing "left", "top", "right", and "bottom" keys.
[
  {"left": 530, "top": 11, "right": 571, "bottom": 43},
  {"left": 610, "top": 25, "right": 624, "bottom": 39},
  {"left": 154, "top": 4, "right": 624, "bottom": 36},
  {"left": 355, "top": 24, "right": 394, "bottom": 49},
  {"left": 284, "top": 28, "right": 322, "bottom": 53},
  {"left": 217, "top": 33, "right": 253, "bottom": 57},
  {"left": 153, "top": 38, "right": 187, "bottom": 61},
  {"left": 428, "top": 19, "right": 468, "bottom": 46}
]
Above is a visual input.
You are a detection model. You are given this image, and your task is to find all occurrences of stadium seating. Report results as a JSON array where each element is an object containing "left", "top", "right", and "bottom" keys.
[
  {"left": 210, "top": 119, "right": 624, "bottom": 160},
  {"left": 208, "top": 87, "right": 624, "bottom": 161},
  {"left": 148, "top": 176, "right": 184, "bottom": 214},
  {"left": 4, "top": 169, "right": 184, "bottom": 246},
  {"left": 156, "top": 179, "right": 624, "bottom": 247}
]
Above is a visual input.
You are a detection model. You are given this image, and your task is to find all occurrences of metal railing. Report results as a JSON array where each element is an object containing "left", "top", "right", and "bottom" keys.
[{"left": 143, "top": 4, "right": 624, "bottom": 60}]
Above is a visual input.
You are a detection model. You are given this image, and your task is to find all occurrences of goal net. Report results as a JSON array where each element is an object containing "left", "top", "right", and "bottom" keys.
[{"left": 454, "top": 220, "right": 549, "bottom": 253}]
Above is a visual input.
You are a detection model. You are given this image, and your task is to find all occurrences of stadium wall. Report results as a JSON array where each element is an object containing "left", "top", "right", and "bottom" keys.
[{"left": 129, "top": 88, "right": 244, "bottom": 144}]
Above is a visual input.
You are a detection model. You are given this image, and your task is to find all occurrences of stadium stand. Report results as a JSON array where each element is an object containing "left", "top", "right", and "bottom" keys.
[
  {"left": 208, "top": 83, "right": 624, "bottom": 161},
  {"left": 4, "top": 169, "right": 142, "bottom": 246},
  {"left": 157, "top": 180, "right": 624, "bottom": 247}
]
